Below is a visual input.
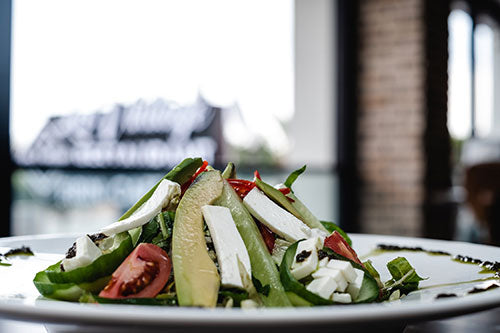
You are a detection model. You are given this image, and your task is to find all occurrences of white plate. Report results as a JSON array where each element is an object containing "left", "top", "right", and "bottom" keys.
[{"left": 0, "top": 233, "right": 499, "bottom": 332}]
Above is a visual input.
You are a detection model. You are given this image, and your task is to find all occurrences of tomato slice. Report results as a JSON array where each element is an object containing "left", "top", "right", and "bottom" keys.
[
  {"left": 324, "top": 231, "right": 364, "bottom": 267},
  {"left": 257, "top": 222, "right": 276, "bottom": 253},
  {"left": 99, "top": 243, "right": 171, "bottom": 299}
]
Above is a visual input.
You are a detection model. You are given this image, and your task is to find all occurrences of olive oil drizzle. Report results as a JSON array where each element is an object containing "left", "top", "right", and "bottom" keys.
[{"left": 361, "top": 244, "right": 500, "bottom": 293}]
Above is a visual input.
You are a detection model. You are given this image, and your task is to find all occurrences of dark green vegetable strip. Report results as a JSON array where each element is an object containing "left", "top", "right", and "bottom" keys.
[
  {"left": 33, "top": 263, "right": 110, "bottom": 301},
  {"left": 45, "top": 233, "right": 133, "bottom": 284},
  {"left": 280, "top": 241, "right": 333, "bottom": 305},
  {"left": 214, "top": 180, "right": 291, "bottom": 307},
  {"left": 119, "top": 157, "right": 202, "bottom": 221},
  {"left": 286, "top": 291, "right": 313, "bottom": 307},
  {"left": 284, "top": 165, "right": 306, "bottom": 190},
  {"left": 321, "top": 221, "right": 352, "bottom": 245}
]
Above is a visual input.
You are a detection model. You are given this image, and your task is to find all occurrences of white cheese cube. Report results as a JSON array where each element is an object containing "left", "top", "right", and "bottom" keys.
[
  {"left": 312, "top": 267, "right": 338, "bottom": 279},
  {"left": 61, "top": 235, "right": 103, "bottom": 271},
  {"left": 335, "top": 275, "right": 348, "bottom": 292},
  {"left": 306, "top": 277, "right": 338, "bottom": 300},
  {"left": 243, "top": 187, "right": 310, "bottom": 242},
  {"left": 290, "top": 239, "right": 319, "bottom": 280},
  {"left": 310, "top": 267, "right": 348, "bottom": 292},
  {"left": 332, "top": 293, "right": 352, "bottom": 304},
  {"left": 327, "top": 259, "right": 357, "bottom": 283},
  {"left": 202, "top": 205, "right": 251, "bottom": 289},
  {"left": 307, "top": 228, "right": 329, "bottom": 248},
  {"left": 318, "top": 257, "right": 329, "bottom": 268},
  {"left": 346, "top": 268, "right": 365, "bottom": 299}
]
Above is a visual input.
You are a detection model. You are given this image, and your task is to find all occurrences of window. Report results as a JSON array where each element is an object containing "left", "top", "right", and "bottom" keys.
[{"left": 9, "top": 0, "right": 337, "bottom": 235}]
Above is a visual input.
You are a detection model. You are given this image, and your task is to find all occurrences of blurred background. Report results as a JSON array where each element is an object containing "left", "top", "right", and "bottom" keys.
[{"left": 1, "top": 0, "right": 500, "bottom": 246}]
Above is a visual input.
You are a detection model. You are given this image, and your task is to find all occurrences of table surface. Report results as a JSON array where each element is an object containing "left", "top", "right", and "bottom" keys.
[{"left": 1, "top": 306, "right": 499, "bottom": 333}]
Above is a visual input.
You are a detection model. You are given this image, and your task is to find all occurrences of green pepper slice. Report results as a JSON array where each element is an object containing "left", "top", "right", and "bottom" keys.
[
  {"left": 45, "top": 232, "right": 133, "bottom": 284},
  {"left": 34, "top": 263, "right": 110, "bottom": 302}
]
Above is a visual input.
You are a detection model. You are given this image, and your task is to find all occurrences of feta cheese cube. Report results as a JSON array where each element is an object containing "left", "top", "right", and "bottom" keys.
[
  {"left": 307, "top": 228, "right": 329, "bottom": 248},
  {"left": 346, "top": 268, "right": 365, "bottom": 299},
  {"left": 306, "top": 276, "right": 338, "bottom": 299},
  {"left": 291, "top": 238, "right": 319, "bottom": 280},
  {"left": 243, "top": 187, "right": 310, "bottom": 242},
  {"left": 327, "top": 259, "right": 357, "bottom": 283},
  {"left": 318, "top": 257, "right": 329, "bottom": 268},
  {"left": 61, "top": 235, "right": 103, "bottom": 271},
  {"left": 310, "top": 267, "right": 348, "bottom": 292},
  {"left": 202, "top": 205, "right": 251, "bottom": 289},
  {"left": 332, "top": 293, "right": 352, "bottom": 304}
]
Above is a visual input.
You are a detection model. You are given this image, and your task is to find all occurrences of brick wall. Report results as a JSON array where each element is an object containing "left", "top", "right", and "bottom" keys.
[{"left": 357, "top": 0, "right": 451, "bottom": 237}]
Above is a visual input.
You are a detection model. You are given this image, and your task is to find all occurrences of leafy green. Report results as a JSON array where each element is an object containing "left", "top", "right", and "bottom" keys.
[
  {"left": 218, "top": 288, "right": 249, "bottom": 307},
  {"left": 383, "top": 257, "right": 426, "bottom": 296},
  {"left": 284, "top": 165, "right": 306, "bottom": 190}
]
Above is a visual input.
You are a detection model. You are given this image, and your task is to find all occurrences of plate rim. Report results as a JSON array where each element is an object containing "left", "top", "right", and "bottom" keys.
[{"left": 0, "top": 233, "right": 499, "bottom": 327}]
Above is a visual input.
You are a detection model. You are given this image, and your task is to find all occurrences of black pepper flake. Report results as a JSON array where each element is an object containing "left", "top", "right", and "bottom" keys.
[{"left": 295, "top": 250, "right": 312, "bottom": 263}]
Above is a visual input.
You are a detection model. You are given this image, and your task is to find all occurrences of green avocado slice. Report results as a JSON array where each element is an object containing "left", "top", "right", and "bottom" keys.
[{"left": 172, "top": 170, "right": 223, "bottom": 307}]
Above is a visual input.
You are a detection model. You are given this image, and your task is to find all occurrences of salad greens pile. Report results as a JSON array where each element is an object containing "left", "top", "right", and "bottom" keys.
[{"left": 33, "top": 158, "right": 424, "bottom": 307}]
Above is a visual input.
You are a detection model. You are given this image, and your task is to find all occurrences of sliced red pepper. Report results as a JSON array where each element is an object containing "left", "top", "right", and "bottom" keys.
[
  {"left": 257, "top": 222, "right": 275, "bottom": 253},
  {"left": 253, "top": 170, "right": 262, "bottom": 181},
  {"left": 181, "top": 160, "right": 208, "bottom": 194},
  {"left": 324, "top": 231, "right": 364, "bottom": 267},
  {"left": 227, "top": 178, "right": 256, "bottom": 199}
]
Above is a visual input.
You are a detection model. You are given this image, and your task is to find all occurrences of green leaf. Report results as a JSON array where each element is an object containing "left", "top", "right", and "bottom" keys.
[
  {"left": 387, "top": 257, "right": 425, "bottom": 283},
  {"left": 384, "top": 257, "right": 426, "bottom": 295},
  {"left": 284, "top": 165, "right": 306, "bottom": 189},
  {"left": 218, "top": 289, "right": 249, "bottom": 306}
]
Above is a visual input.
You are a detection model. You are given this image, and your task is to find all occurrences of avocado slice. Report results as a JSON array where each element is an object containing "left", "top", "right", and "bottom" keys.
[{"left": 172, "top": 170, "right": 223, "bottom": 307}]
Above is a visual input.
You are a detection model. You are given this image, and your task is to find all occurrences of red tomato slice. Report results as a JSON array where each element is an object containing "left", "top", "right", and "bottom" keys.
[
  {"left": 257, "top": 222, "right": 276, "bottom": 253},
  {"left": 99, "top": 243, "right": 172, "bottom": 299},
  {"left": 324, "top": 231, "right": 364, "bottom": 267}
]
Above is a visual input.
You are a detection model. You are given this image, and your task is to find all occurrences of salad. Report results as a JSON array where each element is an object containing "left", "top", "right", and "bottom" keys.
[{"left": 33, "top": 158, "right": 424, "bottom": 308}]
